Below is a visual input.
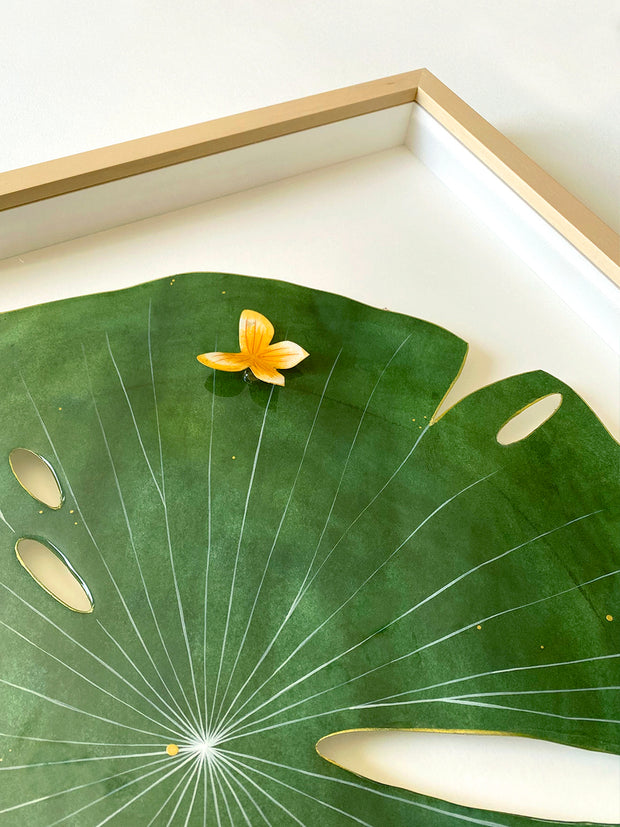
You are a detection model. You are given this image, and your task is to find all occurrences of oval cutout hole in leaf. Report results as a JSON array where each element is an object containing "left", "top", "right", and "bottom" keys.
[
  {"left": 497, "top": 393, "right": 562, "bottom": 445},
  {"left": 15, "top": 538, "right": 93, "bottom": 613},
  {"left": 317, "top": 730, "right": 620, "bottom": 823},
  {"left": 9, "top": 448, "right": 64, "bottom": 509}
]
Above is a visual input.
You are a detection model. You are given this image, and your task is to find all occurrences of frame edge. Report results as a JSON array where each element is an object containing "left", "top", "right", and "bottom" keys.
[{"left": 1, "top": 68, "right": 617, "bottom": 285}]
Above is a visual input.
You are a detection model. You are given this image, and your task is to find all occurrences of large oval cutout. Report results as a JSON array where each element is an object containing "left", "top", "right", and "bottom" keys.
[
  {"left": 317, "top": 730, "right": 620, "bottom": 823},
  {"left": 15, "top": 538, "right": 93, "bottom": 613},
  {"left": 497, "top": 393, "right": 562, "bottom": 445},
  {"left": 9, "top": 448, "right": 64, "bottom": 509}
]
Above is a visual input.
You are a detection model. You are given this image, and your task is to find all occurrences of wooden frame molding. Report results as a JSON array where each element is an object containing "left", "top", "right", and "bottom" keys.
[
  {"left": 0, "top": 71, "right": 424, "bottom": 211},
  {"left": 1, "top": 69, "right": 618, "bottom": 283}
]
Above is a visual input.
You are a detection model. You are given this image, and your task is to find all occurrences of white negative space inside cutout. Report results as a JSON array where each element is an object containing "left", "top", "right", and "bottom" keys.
[
  {"left": 9, "top": 448, "right": 63, "bottom": 509},
  {"left": 496, "top": 393, "right": 563, "bottom": 446},
  {"left": 15, "top": 537, "right": 93, "bottom": 613},
  {"left": 318, "top": 730, "right": 620, "bottom": 823}
]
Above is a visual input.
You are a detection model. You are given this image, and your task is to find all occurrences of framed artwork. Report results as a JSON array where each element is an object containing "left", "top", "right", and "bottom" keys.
[{"left": 0, "top": 72, "right": 618, "bottom": 825}]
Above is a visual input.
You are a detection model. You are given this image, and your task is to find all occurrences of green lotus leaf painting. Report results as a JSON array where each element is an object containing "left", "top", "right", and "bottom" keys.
[{"left": 0, "top": 272, "right": 618, "bottom": 826}]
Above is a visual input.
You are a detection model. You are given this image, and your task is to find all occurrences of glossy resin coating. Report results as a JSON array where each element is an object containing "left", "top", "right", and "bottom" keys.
[{"left": 0, "top": 272, "right": 618, "bottom": 825}]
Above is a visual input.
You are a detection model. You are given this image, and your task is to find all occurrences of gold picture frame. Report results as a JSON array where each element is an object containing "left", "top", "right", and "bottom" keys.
[{"left": 1, "top": 69, "right": 618, "bottom": 284}]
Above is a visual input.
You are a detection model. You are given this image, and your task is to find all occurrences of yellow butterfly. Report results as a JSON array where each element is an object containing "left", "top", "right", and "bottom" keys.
[{"left": 197, "top": 309, "right": 309, "bottom": 386}]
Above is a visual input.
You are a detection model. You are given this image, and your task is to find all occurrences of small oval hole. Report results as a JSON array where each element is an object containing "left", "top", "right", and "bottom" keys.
[
  {"left": 318, "top": 730, "right": 620, "bottom": 823},
  {"left": 496, "top": 393, "right": 562, "bottom": 445},
  {"left": 15, "top": 538, "right": 93, "bottom": 613},
  {"left": 9, "top": 448, "right": 64, "bottom": 509}
]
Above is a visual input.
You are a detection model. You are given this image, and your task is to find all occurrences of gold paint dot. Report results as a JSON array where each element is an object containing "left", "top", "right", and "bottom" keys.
[
  {"left": 221, "top": 291, "right": 226, "bottom": 294},
  {"left": 70, "top": 510, "right": 74, "bottom": 514},
  {"left": 58, "top": 407, "right": 62, "bottom": 411},
  {"left": 74, "top": 521, "right": 78, "bottom": 525},
  {"left": 606, "top": 614, "right": 613, "bottom": 622},
  {"left": 476, "top": 625, "right": 482, "bottom": 630},
  {"left": 540, "top": 645, "right": 545, "bottom": 649},
  {"left": 232, "top": 455, "right": 236, "bottom": 460},
  {"left": 166, "top": 744, "right": 179, "bottom": 756}
]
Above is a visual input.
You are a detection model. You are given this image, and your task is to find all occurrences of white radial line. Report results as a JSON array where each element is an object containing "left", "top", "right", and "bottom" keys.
[
  {"left": 208, "top": 755, "right": 224, "bottom": 827},
  {"left": 83, "top": 350, "right": 201, "bottom": 735},
  {"left": 152, "top": 307, "right": 208, "bottom": 739},
  {"left": 216, "top": 756, "right": 273, "bottom": 826},
  {"left": 225, "top": 659, "right": 620, "bottom": 738},
  {"left": 215, "top": 751, "right": 306, "bottom": 826},
  {"left": 0, "top": 579, "right": 186, "bottom": 739},
  {"left": 212, "top": 755, "right": 253, "bottom": 827},
  {"left": 0, "top": 732, "right": 163, "bottom": 747},
  {"left": 148, "top": 299, "right": 165, "bottom": 490},
  {"left": 298, "top": 335, "right": 412, "bottom": 594},
  {"left": 211, "top": 385, "right": 275, "bottom": 723},
  {"left": 0, "top": 755, "right": 171, "bottom": 816},
  {"left": 160, "top": 415, "right": 205, "bottom": 736},
  {"left": 94, "top": 756, "right": 195, "bottom": 827},
  {"left": 203, "top": 755, "right": 209, "bottom": 826},
  {"left": 211, "top": 428, "right": 435, "bottom": 740},
  {"left": 0, "top": 676, "right": 174, "bottom": 739},
  {"left": 224, "top": 703, "right": 369, "bottom": 741},
  {"left": 106, "top": 331, "right": 163, "bottom": 499},
  {"left": 440, "top": 698, "right": 620, "bottom": 725},
  {"left": 222, "top": 752, "right": 375, "bottom": 827},
  {"left": 215, "top": 351, "right": 342, "bottom": 731},
  {"left": 222, "top": 682, "right": 620, "bottom": 747},
  {"left": 0, "top": 751, "right": 167, "bottom": 772},
  {"left": 147, "top": 761, "right": 195, "bottom": 826},
  {"left": 48, "top": 753, "right": 195, "bottom": 827},
  {"left": 216, "top": 417, "right": 425, "bottom": 741},
  {"left": 96, "top": 618, "right": 200, "bottom": 739},
  {"left": 217, "top": 507, "right": 594, "bottom": 738},
  {"left": 218, "top": 338, "right": 412, "bottom": 735},
  {"left": 182, "top": 758, "right": 204, "bottom": 827},
  {"left": 299, "top": 424, "right": 431, "bottom": 604},
  {"left": 220, "top": 568, "right": 620, "bottom": 742},
  {"left": 221, "top": 750, "right": 509, "bottom": 827},
  {"left": 149, "top": 317, "right": 205, "bottom": 738},
  {"left": 212, "top": 759, "right": 236, "bottom": 826},
  {"left": 335, "top": 567, "right": 620, "bottom": 705},
  {"left": 442, "top": 685, "right": 620, "bottom": 700},
  {"left": 226, "top": 703, "right": 366, "bottom": 740},
  {"left": 259, "top": 683, "right": 620, "bottom": 721},
  {"left": 18, "top": 374, "right": 199, "bottom": 734},
  {"left": 107, "top": 334, "right": 205, "bottom": 735},
  {"left": 0, "top": 507, "right": 15, "bottom": 533},
  {"left": 216, "top": 768, "right": 254, "bottom": 827},
  {"left": 213, "top": 430, "right": 456, "bottom": 739},
  {"left": 166, "top": 758, "right": 202, "bottom": 826},
  {"left": 204, "top": 355, "right": 216, "bottom": 733},
  {"left": 220, "top": 668, "right": 620, "bottom": 740},
  {"left": 352, "top": 651, "right": 620, "bottom": 708},
  {"left": 218, "top": 678, "right": 620, "bottom": 742},
  {"left": 0, "top": 618, "right": 183, "bottom": 738},
  {"left": 204, "top": 663, "right": 620, "bottom": 750},
  {"left": 216, "top": 470, "right": 499, "bottom": 739}
]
